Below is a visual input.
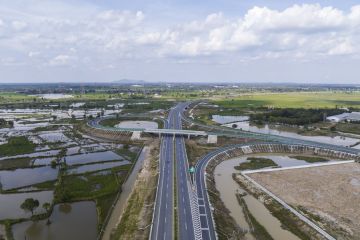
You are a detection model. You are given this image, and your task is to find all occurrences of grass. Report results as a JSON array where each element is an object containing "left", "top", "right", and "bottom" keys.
[
  {"left": 96, "top": 193, "right": 118, "bottom": 231},
  {"left": 214, "top": 91, "right": 360, "bottom": 109},
  {"left": 336, "top": 123, "right": 360, "bottom": 135},
  {"left": 53, "top": 170, "right": 125, "bottom": 229},
  {"left": 54, "top": 171, "right": 121, "bottom": 202},
  {"left": 291, "top": 155, "right": 329, "bottom": 163},
  {"left": 235, "top": 157, "right": 278, "bottom": 170},
  {"left": 0, "top": 157, "right": 32, "bottom": 170},
  {"left": 0, "top": 137, "right": 36, "bottom": 157},
  {"left": 110, "top": 144, "right": 159, "bottom": 240}
]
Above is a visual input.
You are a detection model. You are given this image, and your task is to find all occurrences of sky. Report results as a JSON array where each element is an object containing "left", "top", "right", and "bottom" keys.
[{"left": 1, "top": 0, "right": 360, "bottom": 84}]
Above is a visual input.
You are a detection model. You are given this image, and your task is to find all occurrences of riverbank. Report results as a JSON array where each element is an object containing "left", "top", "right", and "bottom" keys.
[{"left": 110, "top": 140, "right": 159, "bottom": 240}]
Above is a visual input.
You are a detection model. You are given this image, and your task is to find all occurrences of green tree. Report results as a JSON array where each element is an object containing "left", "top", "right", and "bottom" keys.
[
  {"left": 43, "top": 202, "right": 52, "bottom": 225},
  {"left": 20, "top": 198, "right": 39, "bottom": 216}
]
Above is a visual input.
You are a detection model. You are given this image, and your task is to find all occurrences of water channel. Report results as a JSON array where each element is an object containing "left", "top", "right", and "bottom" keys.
[
  {"left": 214, "top": 155, "right": 326, "bottom": 240},
  {"left": 224, "top": 121, "right": 359, "bottom": 147},
  {"left": 101, "top": 146, "right": 149, "bottom": 239}
]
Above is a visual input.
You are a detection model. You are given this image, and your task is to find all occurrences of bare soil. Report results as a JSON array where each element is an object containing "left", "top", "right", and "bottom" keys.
[{"left": 249, "top": 163, "right": 360, "bottom": 240}]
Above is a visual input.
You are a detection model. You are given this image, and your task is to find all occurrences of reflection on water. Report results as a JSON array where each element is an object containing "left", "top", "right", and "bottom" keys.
[
  {"left": 67, "top": 160, "right": 130, "bottom": 174},
  {"left": 12, "top": 201, "right": 97, "bottom": 240},
  {"left": 0, "top": 167, "right": 58, "bottom": 190},
  {"left": 115, "top": 121, "right": 158, "bottom": 129},
  {"left": 0, "top": 191, "right": 53, "bottom": 220},
  {"left": 224, "top": 121, "right": 359, "bottom": 147},
  {"left": 65, "top": 151, "right": 124, "bottom": 165},
  {"left": 215, "top": 155, "right": 305, "bottom": 240}
]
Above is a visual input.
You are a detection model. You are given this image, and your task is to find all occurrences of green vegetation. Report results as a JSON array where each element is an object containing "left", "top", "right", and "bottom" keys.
[
  {"left": 20, "top": 198, "right": 39, "bottom": 216},
  {"left": 250, "top": 109, "right": 344, "bottom": 125},
  {"left": 235, "top": 157, "right": 278, "bottom": 170},
  {"left": 0, "top": 137, "right": 36, "bottom": 157},
  {"left": 214, "top": 92, "right": 360, "bottom": 109},
  {"left": 110, "top": 144, "right": 159, "bottom": 240},
  {"left": 0, "top": 119, "right": 13, "bottom": 129},
  {"left": 0, "top": 157, "right": 32, "bottom": 170},
  {"left": 336, "top": 122, "right": 360, "bottom": 135},
  {"left": 54, "top": 171, "right": 123, "bottom": 229},
  {"left": 291, "top": 155, "right": 329, "bottom": 163}
]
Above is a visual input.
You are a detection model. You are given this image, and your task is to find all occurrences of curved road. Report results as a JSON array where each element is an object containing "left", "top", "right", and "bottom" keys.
[{"left": 88, "top": 102, "right": 360, "bottom": 240}]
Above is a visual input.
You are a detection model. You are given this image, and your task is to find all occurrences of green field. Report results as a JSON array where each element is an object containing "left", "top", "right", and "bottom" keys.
[
  {"left": 214, "top": 91, "right": 360, "bottom": 109},
  {"left": 0, "top": 137, "right": 36, "bottom": 157}
]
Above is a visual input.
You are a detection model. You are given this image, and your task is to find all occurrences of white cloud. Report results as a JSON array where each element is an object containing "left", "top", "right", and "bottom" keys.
[
  {"left": 0, "top": 3, "right": 360, "bottom": 68},
  {"left": 49, "top": 55, "right": 76, "bottom": 66},
  {"left": 12, "top": 21, "right": 27, "bottom": 31}
]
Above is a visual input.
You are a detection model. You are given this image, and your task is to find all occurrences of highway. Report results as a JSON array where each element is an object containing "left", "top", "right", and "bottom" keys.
[
  {"left": 88, "top": 101, "right": 360, "bottom": 240},
  {"left": 151, "top": 103, "right": 197, "bottom": 240},
  {"left": 150, "top": 118, "right": 174, "bottom": 240}
]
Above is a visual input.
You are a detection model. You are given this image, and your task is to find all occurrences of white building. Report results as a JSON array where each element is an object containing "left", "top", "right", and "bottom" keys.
[{"left": 326, "top": 112, "right": 360, "bottom": 122}]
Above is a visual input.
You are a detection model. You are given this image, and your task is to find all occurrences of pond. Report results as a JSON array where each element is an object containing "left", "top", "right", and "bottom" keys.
[
  {"left": 115, "top": 121, "right": 158, "bottom": 129},
  {"left": 0, "top": 150, "right": 60, "bottom": 161},
  {"left": 67, "top": 160, "right": 130, "bottom": 174},
  {"left": 12, "top": 201, "right": 97, "bottom": 240},
  {"left": 0, "top": 166, "right": 58, "bottom": 190},
  {"left": 38, "top": 132, "right": 70, "bottom": 143},
  {"left": 0, "top": 191, "right": 53, "bottom": 220},
  {"left": 212, "top": 115, "right": 249, "bottom": 124},
  {"left": 33, "top": 157, "right": 57, "bottom": 166},
  {"left": 224, "top": 121, "right": 359, "bottom": 147},
  {"left": 65, "top": 151, "right": 124, "bottom": 166},
  {"left": 34, "top": 94, "right": 74, "bottom": 99}
]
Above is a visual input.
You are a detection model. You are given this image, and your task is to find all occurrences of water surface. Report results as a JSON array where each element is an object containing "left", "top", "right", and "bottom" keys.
[
  {"left": 0, "top": 191, "right": 53, "bottom": 219},
  {"left": 12, "top": 201, "right": 97, "bottom": 240}
]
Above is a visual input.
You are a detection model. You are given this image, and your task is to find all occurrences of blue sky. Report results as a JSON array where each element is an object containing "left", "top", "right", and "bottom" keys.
[{"left": 0, "top": 0, "right": 360, "bottom": 83}]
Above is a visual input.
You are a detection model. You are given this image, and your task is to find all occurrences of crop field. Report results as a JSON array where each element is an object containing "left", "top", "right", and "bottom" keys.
[{"left": 214, "top": 91, "right": 360, "bottom": 109}]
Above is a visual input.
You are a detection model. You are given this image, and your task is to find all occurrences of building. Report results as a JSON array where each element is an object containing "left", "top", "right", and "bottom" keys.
[{"left": 326, "top": 112, "right": 360, "bottom": 123}]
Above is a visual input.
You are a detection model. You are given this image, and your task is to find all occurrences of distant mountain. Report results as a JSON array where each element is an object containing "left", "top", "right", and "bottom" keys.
[{"left": 112, "top": 79, "right": 147, "bottom": 85}]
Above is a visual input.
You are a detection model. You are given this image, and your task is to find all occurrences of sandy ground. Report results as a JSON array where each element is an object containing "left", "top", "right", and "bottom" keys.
[{"left": 249, "top": 163, "right": 360, "bottom": 239}]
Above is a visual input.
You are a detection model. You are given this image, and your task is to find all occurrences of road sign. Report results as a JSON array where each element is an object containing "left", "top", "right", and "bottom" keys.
[{"left": 189, "top": 166, "right": 195, "bottom": 173}]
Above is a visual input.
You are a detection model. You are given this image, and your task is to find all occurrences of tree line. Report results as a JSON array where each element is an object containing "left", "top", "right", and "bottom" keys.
[{"left": 250, "top": 108, "right": 345, "bottom": 125}]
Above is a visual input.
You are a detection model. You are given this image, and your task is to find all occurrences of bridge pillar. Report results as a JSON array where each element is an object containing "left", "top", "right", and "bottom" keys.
[
  {"left": 131, "top": 131, "right": 142, "bottom": 140},
  {"left": 188, "top": 134, "right": 190, "bottom": 139},
  {"left": 207, "top": 135, "right": 217, "bottom": 144}
]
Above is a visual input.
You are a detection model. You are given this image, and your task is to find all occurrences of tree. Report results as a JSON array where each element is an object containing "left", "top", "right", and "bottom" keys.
[
  {"left": 20, "top": 198, "right": 39, "bottom": 216},
  {"left": 232, "top": 124, "right": 238, "bottom": 128},
  {"left": 43, "top": 202, "right": 52, "bottom": 225},
  {"left": 42, "top": 202, "right": 51, "bottom": 213}
]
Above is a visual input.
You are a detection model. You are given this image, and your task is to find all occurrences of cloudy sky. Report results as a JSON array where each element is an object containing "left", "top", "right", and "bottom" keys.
[{"left": 1, "top": 0, "right": 360, "bottom": 83}]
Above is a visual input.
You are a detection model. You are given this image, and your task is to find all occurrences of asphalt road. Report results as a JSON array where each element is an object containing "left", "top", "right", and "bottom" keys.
[
  {"left": 150, "top": 118, "right": 174, "bottom": 240},
  {"left": 151, "top": 103, "right": 196, "bottom": 240}
]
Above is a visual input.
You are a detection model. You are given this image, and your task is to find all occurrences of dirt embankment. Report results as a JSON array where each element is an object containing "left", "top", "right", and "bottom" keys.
[
  {"left": 109, "top": 140, "right": 159, "bottom": 240},
  {"left": 249, "top": 163, "right": 360, "bottom": 240}
]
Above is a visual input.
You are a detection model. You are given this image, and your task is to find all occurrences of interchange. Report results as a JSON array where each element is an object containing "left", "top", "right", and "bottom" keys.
[{"left": 88, "top": 102, "right": 360, "bottom": 240}]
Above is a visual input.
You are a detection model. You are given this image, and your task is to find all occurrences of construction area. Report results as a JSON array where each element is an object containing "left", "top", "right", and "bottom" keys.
[{"left": 248, "top": 162, "right": 360, "bottom": 240}]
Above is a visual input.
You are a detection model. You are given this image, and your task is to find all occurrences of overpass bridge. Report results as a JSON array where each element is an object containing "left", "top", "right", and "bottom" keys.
[{"left": 87, "top": 118, "right": 216, "bottom": 142}]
